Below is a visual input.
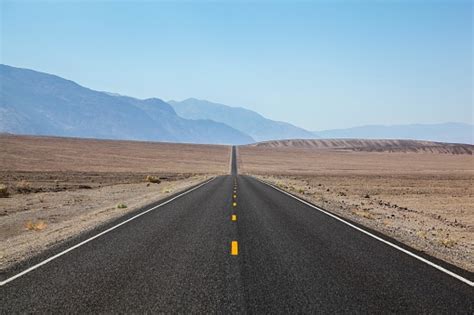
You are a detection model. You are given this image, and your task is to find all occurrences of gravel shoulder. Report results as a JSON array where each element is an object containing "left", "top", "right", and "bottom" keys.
[
  {"left": 0, "top": 175, "right": 209, "bottom": 271},
  {"left": 238, "top": 146, "right": 473, "bottom": 272},
  {"left": 254, "top": 174, "right": 473, "bottom": 272}
]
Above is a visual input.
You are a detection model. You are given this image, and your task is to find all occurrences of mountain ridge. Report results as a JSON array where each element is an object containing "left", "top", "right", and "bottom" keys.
[
  {"left": 169, "top": 98, "right": 316, "bottom": 142},
  {"left": 1, "top": 64, "right": 472, "bottom": 145},
  {"left": 314, "top": 123, "right": 473, "bottom": 145},
  {"left": 0, "top": 64, "right": 254, "bottom": 145}
]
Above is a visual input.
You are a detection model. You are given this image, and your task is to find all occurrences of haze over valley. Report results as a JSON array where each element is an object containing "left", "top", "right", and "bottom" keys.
[{"left": 1, "top": 64, "right": 472, "bottom": 145}]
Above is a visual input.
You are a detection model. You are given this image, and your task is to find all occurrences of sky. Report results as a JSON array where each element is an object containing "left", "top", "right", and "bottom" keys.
[{"left": 1, "top": 0, "right": 472, "bottom": 130}]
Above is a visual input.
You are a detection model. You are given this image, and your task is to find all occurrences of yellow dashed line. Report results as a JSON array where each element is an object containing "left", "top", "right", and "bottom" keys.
[
  {"left": 231, "top": 214, "right": 237, "bottom": 221},
  {"left": 233, "top": 194, "right": 237, "bottom": 199},
  {"left": 231, "top": 241, "right": 239, "bottom": 255},
  {"left": 232, "top": 202, "right": 237, "bottom": 207}
]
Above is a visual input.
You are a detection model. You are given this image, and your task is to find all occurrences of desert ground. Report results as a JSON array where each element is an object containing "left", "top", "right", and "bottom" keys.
[
  {"left": 238, "top": 140, "right": 474, "bottom": 271},
  {"left": 2, "top": 135, "right": 473, "bottom": 274},
  {"left": 0, "top": 134, "right": 229, "bottom": 271}
]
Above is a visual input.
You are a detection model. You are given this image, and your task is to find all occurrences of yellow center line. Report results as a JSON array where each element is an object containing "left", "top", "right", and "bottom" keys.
[
  {"left": 232, "top": 202, "right": 237, "bottom": 207},
  {"left": 231, "top": 214, "right": 237, "bottom": 221},
  {"left": 233, "top": 194, "right": 237, "bottom": 199},
  {"left": 231, "top": 241, "right": 239, "bottom": 255}
]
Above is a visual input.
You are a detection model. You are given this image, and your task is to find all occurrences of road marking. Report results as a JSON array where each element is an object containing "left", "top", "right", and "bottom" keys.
[
  {"left": 0, "top": 177, "right": 217, "bottom": 287},
  {"left": 232, "top": 202, "right": 237, "bottom": 207},
  {"left": 233, "top": 194, "right": 237, "bottom": 199},
  {"left": 231, "top": 241, "right": 239, "bottom": 255},
  {"left": 232, "top": 214, "right": 237, "bottom": 221},
  {"left": 254, "top": 177, "right": 474, "bottom": 287}
]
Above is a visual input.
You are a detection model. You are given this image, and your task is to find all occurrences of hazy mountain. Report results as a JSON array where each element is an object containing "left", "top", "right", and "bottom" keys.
[
  {"left": 0, "top": 65, "right": 254, "bottom": 145},
  {"left": 314, "top": 123, "right": 473, "bottom": 144},
  {"left": 169, "top": 98, "right": 315, "bottom": 142},
  {"left": 3, "top": 64, "right": 470, "bottom": 146}
]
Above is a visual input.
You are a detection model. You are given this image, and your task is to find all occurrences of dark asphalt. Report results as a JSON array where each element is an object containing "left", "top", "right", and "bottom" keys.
[{"left": 1, "top": 147, "right": 473, "bottom": 313}]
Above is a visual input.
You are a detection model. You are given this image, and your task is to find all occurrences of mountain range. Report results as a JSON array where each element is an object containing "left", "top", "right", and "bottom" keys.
[
  {"left": 1, "top": 64, "right": 472, "bottom": 145},
  {"left": 315, "top": 123, "right": 473, "bottom": 145},
  {"left": 0, "top": 64, "right": 253, "bottom": 144},
  {"left": 169, "top": 98, "right": 314, "bottom": 142}
]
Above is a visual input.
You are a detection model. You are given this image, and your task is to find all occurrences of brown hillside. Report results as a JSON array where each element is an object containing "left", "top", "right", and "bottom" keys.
[{"left": 247, "top": 139, "right": 473, "bottom": 154}]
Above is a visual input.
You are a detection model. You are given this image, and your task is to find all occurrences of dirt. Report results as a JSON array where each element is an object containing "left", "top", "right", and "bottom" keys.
[
  {"left": 2, "top": 134, "right": 472, "bottom": 272},
  {"left": 0, "top": 170, "right": 194, "bottom": 197},
  {"left": 238, "top": 146, "right": 474, "bottom": 272},
  {"left": 0, "top": 175, "right": 209, "bottom": 271},
  {"left": 0, "top": 134, "right": 229, "bottom": 271},
  {"left": 0, "top": 134, "right": 231, "bottom": 174}
]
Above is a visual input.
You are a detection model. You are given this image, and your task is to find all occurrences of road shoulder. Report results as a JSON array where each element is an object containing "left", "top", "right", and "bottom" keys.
[
  {"left": 251, "top": 175, "right": 474, "bottom": 282},
  {"left": 0, "top": 175, "right": 212, "bottom": 276}
]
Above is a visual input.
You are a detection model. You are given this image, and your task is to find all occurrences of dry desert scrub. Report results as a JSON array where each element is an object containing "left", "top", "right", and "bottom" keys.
[
  {"left": 0, "top": 184, "right": 9, "bottom": 198},
  {"left": 16, "top": 180, "right": 31, "bottom": 193},
  {"left": 25, "top": 220, "right": 47, "bottom": 231},
  {"left": 146, "top": 175, "right": 161, "bottom": 184}
]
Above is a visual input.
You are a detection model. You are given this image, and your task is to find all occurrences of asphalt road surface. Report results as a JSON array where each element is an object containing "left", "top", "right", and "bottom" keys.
[{"left": 1, "top": 146, "right": 473, "bottom": 313}]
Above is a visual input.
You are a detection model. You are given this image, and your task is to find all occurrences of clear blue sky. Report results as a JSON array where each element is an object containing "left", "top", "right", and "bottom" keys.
[{"left": 1, "top": 0, "right": 472, "bottom": 130}]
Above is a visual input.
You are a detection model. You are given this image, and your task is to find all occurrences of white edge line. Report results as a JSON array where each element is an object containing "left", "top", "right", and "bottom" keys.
[
  {"left": 0, "top": 177, "right": 216, "bottom": 286},
  {"left": 253, "top": 176, "right": 474, "bottom": 287}
]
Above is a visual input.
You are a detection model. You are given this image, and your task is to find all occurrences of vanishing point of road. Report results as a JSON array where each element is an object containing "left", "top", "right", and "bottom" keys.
[{"left": 1, "top": 146, "right": 473, "bottom": 313}]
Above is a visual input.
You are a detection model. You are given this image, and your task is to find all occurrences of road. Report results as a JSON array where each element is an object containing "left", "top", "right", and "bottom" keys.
[{"left": 1, "top": 146, "right": 473, "bottom": 312}]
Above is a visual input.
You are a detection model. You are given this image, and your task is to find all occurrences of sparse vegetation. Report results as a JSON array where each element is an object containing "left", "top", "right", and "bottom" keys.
[
  {"left": 352, "top": 209, "right": 374, "bottom": 220},
  {"left": 117, "top": 203, "right": 128, "bottom": 209},
  {"left": 0, "top": 184, "right": 9, "bottom": 198},
  {"left": 439, "top": 237, "right": 456, "bottom": 248},
  {"left": 416, "top": 230, "right": 428, "bottom": 239},
  {"left": 146, "top": 175, "right": 161, "bottom": 184},
  {"left": 25, "top": 220, "right": 47, "bottom": 231},
  {"left": 16, "top": 180, "right": 32, "bottom": 193}
]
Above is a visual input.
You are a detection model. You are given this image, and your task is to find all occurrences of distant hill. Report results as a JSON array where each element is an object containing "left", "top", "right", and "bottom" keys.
[
  {"left": 0, "top": 65, "right": 254, "bottom": 145},
  {"left": 314, "top": 123, "right": 473, "bottom": 145},
  {"left": 248, "top": 139, "right": 473, "bottom": 155},
  {"left": 169, "top": 98, "right": 315, "bottom": 142}
]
